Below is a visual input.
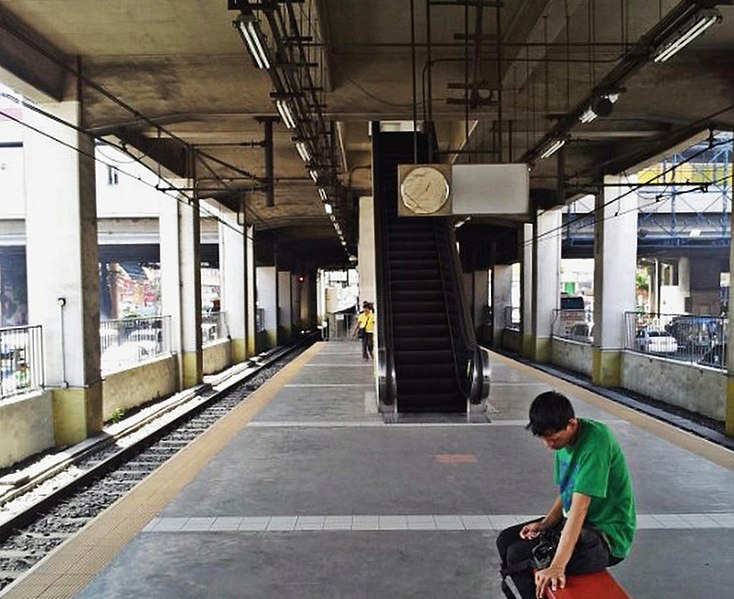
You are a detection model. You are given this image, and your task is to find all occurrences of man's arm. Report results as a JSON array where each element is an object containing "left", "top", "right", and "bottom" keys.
[
  {"left": 520, "top": 496, "right": 563, "bottom": 539},
  {"left": 534, "top": 492, "right": 591, "bottom": 598}
]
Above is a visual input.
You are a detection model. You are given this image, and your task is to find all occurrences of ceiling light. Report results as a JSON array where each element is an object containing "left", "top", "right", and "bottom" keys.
[
  {"left": 653, "top": 8, "right": 722, "bottom": 63},
  {"left": 309, "top": 169, "right": 319, "bottom": 183},
  {"left": 324, "top": 202, "right": 333, "bottom": 214},
  {"left": 275, "top": 99, "right": 296, "bottom": 129},
  {"left": 689, "top": 228, "right": 702, "bottom": 238},
  {"left": 539, "top": 138, "right": 566, "bottom": 160},
  {"left": 318, "top": 187, "right": 328, "bottom": 201},
  {"left": 579, "top": 94, "right": 618, "bottom": 124},
  {"left": 295, "top": 141, "right": 311, "bottom": 162},
  {"left": 234, "top": 15, "right": 271, "bottom": 70}
]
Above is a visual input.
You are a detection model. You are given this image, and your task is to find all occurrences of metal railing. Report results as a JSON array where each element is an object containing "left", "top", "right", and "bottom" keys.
[
  {"left": 624, "top": 311, "right": 727, "bottom": 369},
  {"left": 100, "top": 316, "right": 172, "bottom": 372},
  {"left": 0, "top": 325, "right": 44, "bottom": 400},
  {"left": 325, "top": 312, "right": 357, "bottom": 341},
  {"left": 202, "top": 310, "right": 228, "bottom": 345}
]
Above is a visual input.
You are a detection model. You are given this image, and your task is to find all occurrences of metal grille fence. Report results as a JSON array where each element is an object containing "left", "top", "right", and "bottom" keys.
[{"left": 0, "top": 325, "right": 44, "bottom": 400}]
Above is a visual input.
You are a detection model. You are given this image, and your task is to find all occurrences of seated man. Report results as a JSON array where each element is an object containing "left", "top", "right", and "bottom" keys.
[{"left": 496, "top": 391, "right": 636, "bottom": 599}]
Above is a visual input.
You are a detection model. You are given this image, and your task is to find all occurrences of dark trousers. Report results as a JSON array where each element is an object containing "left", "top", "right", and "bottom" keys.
[
  {"left": 496, "top": 519, "right": 620, "bottom": 599},
  {"left": 362, "top": 332, "right": 373, "bottom": 359}
]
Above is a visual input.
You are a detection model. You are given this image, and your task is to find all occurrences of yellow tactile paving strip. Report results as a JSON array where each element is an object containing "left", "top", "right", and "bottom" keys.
[
  {"left": 491, "top": 351, "right": 734, "bottom": 472},
  {"left": 0, "top": 342, "right": 324, "bottom": 599}
]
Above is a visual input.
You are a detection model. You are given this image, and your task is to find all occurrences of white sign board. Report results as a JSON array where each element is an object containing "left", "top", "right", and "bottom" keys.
[{"left": 451, "top": 164, "right": 529, "bottom": 216}]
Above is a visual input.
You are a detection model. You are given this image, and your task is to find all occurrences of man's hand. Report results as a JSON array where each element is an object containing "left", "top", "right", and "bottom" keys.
[
  {"left": 519, "top": 521, "right": 545, "bottom": 540},
  {"left": 535, "top": 564, "right": 566, "bottom": 598}
]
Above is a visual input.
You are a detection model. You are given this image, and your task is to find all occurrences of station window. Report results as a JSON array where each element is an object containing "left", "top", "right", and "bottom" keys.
[{"left": 107, "top": 165, "right": 119, "bottom": 185}]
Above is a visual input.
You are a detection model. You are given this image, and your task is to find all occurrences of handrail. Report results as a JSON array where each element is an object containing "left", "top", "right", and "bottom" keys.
[
  {"left": 432, "top": 220, "right": 466, "bottom": 395},
  {"left": 433, "top": 220, "right": 487, "bottom": 404},
  {"left": 371, "top": 122, "right": 398, "bottom": 408}
]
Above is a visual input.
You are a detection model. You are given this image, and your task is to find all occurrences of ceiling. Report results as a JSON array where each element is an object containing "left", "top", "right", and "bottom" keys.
[{"left": 1, "top": 0, "right": 733, "bottom": 268}]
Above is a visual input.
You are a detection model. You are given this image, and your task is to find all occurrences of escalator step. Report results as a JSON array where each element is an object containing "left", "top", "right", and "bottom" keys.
[
  {"left": 392, "top": 313, "right": 446, "bottom": 326},
  {"left": 393, "top": 324, "right": 450, "bottom": 337},
  {"left": 391, "top": 280, "right": 442, "bottom": 291},
  {"left": 393, "top": 349, "right": 453, "bottom": 364},
  {"left": 395, "top": 338, "right": 452, "bottom": 352},
  {"left": 397, "top": 394, "right": 466, "bottom": 412}
]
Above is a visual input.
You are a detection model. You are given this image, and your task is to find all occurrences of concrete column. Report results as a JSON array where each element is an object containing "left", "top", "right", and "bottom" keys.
[
  {"left": 592, "top": 175, "right": 638, "bottom": 386},
  {"left": 277, "top": 270, "right": 292, "bottom": 343},
  {"left": 520, "top": 223, "right": 534, "bottom": 357},
  {"left": 160, "top": 192, "right": 182, "bottom": 388},
  {"left": 256, "top": 266, "right": 277, "bottom": 350},
  {"left": 245, "top": 225, "right": 256, "bottom": 355},
  {"left": 726, "top": 196, "right": 734, "bottom": 436},
  {"left": 219, "top": 205, "right": 247, "bottom": 362},
  {"left": 531, "top": 210, "right": 562, "bottom": 361},
  {"left": 23, "top": 100, "right": 102, "bottom": 445},
  {"left": 358, "top": 196, "right": 376, "bottom": 305},
  {"left": 160, "top": 188, "right": 202, "bottom": 389},
  {"left": 492, "top": 265, "right": 513, "bottom": 347}
]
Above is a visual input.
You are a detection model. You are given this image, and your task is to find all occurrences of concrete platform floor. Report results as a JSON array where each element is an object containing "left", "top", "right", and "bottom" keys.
[{"left": 2, "top": 341, "right": 733, "bottom": 599}]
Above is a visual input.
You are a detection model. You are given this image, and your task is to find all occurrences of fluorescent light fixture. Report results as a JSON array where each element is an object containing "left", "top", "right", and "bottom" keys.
[
  {"left": 295, "top": 141, "right": 311, "bottom": 162},
  {"left": 579, "top": 107, "right": 598, "bottom": 124},
  {"left": 653, "top": 8, "right": 721, "bottom": 63},
  {"left": 539, "top": 138, "right": 566, "bottom": 159},
  {"left": 318, "top": 187, "right": 328, "bottom": 201},
  {"left": 276, "top": 99, "right": 296, "bottom": 129},
  {"left": 579, "top": 94, "right": 619, "bottom": 124},
  {"left": 689, "top": 228, "right": 702, "bottom": 238},
  {"left": 309, "top": 169, "right": 319, "bottom": 182},
  {"left": 324, "top": 202, "right": 333, "bottom": 214},
  {"left": 235, "top": 16, "right": 271, "bottom": 70}
]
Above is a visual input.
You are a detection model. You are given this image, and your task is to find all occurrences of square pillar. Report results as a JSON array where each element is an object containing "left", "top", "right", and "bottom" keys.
[
  {"left": 520, "top": 223, "right": 534, "bottom": 357},
  {"left": 23, "top": 100, "right": 102, "bottom": 444},
  {"left": 531, "top": 209, "right": 562, "bottom": 361},
  {"left": 492, "top": 265, "right": 513, "bottom": 347},
  {"left": 160, "top": 187, "right": 202, "bottom": 389},
  {"left": 592, "top": 175, "right": 638, "bottom": 386},
  {"left": 219, "top": 204, "right": 247, "bottom": 362},
  {"left": 278, "top": 269, "right": 292, "bottom": 343},
  {"left": 256, "top": 266, "right": 277, "bottom": 350}
]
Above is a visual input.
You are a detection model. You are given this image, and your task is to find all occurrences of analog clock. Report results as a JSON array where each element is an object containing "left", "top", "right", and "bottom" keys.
[{"left": 400, "top": 165, "right": 450, "bottom": 215}]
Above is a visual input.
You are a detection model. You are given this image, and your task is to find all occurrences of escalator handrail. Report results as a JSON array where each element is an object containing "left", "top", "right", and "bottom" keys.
[
  {"left": 434, "top": 221, "right": 489, "bottom": 404},
  {"left": 372, "top": 122, "right": 398, "bottom": 406},
  {"left": 433, "top": 220, "right": 475, "bottom": 398}
]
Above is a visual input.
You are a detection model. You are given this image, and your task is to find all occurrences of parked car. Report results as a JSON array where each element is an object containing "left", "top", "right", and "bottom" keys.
[
  {"left": 665, "top": 316, "right": 720, "bottom": 351},
  {"left": 635, "top": 329, "right": 678, "bottom": 354}
]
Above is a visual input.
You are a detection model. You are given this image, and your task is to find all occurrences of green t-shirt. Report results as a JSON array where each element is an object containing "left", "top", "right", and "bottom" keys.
[{"left": 554, "top": 418, "right": 636, "bottom": 558}]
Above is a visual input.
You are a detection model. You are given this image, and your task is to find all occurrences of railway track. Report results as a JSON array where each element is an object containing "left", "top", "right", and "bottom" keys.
[{"left": 0, "top": 336, "right": 316, "bottom": 592}]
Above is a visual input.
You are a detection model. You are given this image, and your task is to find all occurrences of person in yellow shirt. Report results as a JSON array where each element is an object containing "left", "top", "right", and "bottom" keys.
[{"left": 352, "top": 301, "right": 376, "bottom": 360}]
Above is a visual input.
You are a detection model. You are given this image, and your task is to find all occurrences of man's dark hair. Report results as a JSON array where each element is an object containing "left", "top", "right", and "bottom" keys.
[{"left": 526, "top": 391, "right": 575, "bottom": 436}]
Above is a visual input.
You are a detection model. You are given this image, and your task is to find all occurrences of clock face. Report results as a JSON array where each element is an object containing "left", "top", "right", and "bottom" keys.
[{"left": 400, "top": 166, "right": 450, "bottom": 214}]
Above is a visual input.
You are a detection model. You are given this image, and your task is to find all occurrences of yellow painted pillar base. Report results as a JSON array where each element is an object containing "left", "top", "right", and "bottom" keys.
[
  {"left": 52, "top": 382, "right": 103, "bottom": 446},
  {"left": 181, "top": 351, "right": 203, "bottom": 389},
  {"left": 591, "top": 348, "right": 622, "bottom": 387},
  {"left": 532, "top": 337, "right": 551, "bottom": 362},
  {"left": 726, "top": 377, "right": 734, "bottom": 437},
  {"left": 522, "top": 334, "right": 534, "bottom": 359},
  {"left": 231, "top": 337, "right": 247, "bottom": 363}
]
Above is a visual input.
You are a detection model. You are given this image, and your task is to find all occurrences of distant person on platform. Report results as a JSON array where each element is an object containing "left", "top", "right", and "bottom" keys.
[
  {"left": 496, "top": 391, "right": 636, "bottom": 599},
  {"left": 352, "top": 301, "right": 375, "bottom": 360}
]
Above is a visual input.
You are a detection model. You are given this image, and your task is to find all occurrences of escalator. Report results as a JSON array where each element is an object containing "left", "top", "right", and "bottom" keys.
[{"left": 372, "top": 124, "right": 490, "bottom": 413}]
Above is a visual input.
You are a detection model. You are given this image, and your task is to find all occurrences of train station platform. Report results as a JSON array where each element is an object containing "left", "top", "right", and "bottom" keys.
[{"left": 2, "top": 341, "right": 734, "bottom": 598}]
